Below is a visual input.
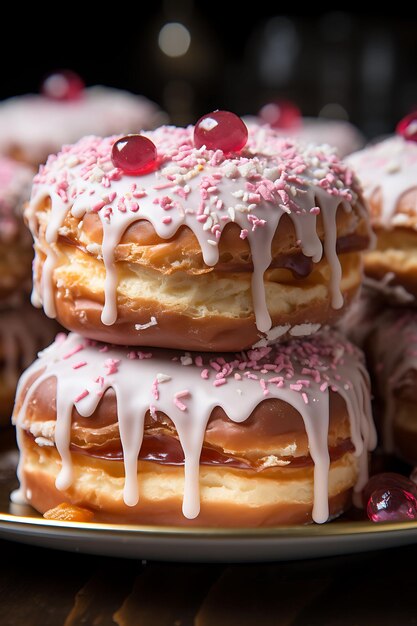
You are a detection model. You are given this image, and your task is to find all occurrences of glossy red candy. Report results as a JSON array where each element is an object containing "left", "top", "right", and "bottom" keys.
[
  {"left": 367, "top": 487, "right": 417, "bottom": 523},
  {"left": 396, "top": 112, "right": 417, "bottom": 142},
  {"left": 362, "top": 472, "right": 417, "bottom": 508},
  {"left": 42, "top": 70, "right": 84, "bottom": 101},
  {"left": 111, "top": 135, "right": 158, "bottom": 175},
  {"left": 194, "top": 110, "right": 248, "bottom": 152},
  {"left": 258, "top": 100, "right": 301, "bottom": 130}
]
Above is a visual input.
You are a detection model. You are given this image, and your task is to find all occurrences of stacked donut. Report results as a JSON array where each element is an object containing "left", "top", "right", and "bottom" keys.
[
  {"left": 12, "top": 112, "right": 377, "bottom": 526},
  {"left": 346, "top": 114, "right": 417, "bottom": 466}
]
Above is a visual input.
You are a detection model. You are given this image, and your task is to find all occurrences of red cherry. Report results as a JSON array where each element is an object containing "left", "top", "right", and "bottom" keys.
[
  {"left": 258, "top": 100, "right": 301, "bottom": 130},
  {"left": 42, "top": 70, "right": 85, "bottom": 101},
  {"left": 111, "top": 135, "right": 158, "bottom": 175},
  {"left": 396, "top": 112, "right": 417, "bottom": 142},
  {"left": 362, "top": 472, "right": 417, "bottom": 508},
  {"left": 194, "top": 110, "right": 248, "bottom": 153},
  {"left": 367, "top": 487, "right": 417, "bottom": 523}
]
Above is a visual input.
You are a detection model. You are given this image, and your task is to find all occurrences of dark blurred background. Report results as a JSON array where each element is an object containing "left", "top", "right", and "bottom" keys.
[{"left": 3, "top": 6, "right": 417, "bottom": 140}]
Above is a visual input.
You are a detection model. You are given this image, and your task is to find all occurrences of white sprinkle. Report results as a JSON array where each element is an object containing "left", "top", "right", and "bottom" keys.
[
  {"left": 135, "top": 316, "right": 158, "bottom": 331},
  {"left": 228, "top": 207, "right": 236, "bottom": 221},
  {"left": 203, "top": 216, "right": 213, "bottom": 231},
  {"left": 290, "top": 323, "right": 321, "bottom": 337},
  {"left": 66, "top": 155, "right": 80, "bottom": 168},
  {"left": 34, "top": 437, "right": 54, "bottom": 447},
  {"left": 156, "top": 373, "right": 172, "bottom": 383},
  {"left": 180, "top": 355, "right": 193, "bottom": 366},
  {"left": 236, "top": 389, "right": 242, "bottom": 395},
  {"left": 89, "top": 166, "right": 105, "bottom": 182},
  {"left": 207, "top": 240, "right": 217, "bottom": 246}
]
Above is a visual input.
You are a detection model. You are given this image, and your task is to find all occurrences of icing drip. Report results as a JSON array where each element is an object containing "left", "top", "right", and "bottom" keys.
[
  {"left": 14, "top": 330, "right": 376, "bottom": 523},
  {"left": 27, "top": 126, "right": 367, "bottom": 336},
  {"left": 347, "top": 136, "right": 417, "bottom": 227}
]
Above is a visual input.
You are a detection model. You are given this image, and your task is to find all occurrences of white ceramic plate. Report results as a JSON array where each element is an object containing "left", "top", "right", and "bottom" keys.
[{"left": 2, "top": 441, "right": 417, "bottom": 562}]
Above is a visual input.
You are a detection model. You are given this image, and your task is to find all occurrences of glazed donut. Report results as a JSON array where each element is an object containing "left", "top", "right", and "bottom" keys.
[
  {"left": 347, "top": 135, "right": 417, "bottom": 302},
  {"left": 0, "top": 303, "right": 59, "bottom": 425},
  {"left": 0, "top": 156, "right": 34, "bottom": 301},
  {"left": 12, "top": 330, "right": 376, "bottom": 526},
  {"left": 26, "top": 124, "right": 372, "bottom": 351},
  {"left": 0, "top": 85, "right": 166, "bottom": 167},
  {"left": 367, "top": 309, "right": 417, "bottom": 465}
]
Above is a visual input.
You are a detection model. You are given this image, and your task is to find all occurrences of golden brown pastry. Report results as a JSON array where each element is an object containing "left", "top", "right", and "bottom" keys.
[
  {"left": 13, "top": 330, "right": 376, "bottom": 526},
  {"left": 348, "top": 134, "right": 417, "bottom": 302},
  {"left": 25, "top": 123, "right": 371, "bottom": 351}
]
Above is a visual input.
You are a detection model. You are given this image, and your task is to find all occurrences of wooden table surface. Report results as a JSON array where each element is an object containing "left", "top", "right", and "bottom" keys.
[{"left": 0, "top": 535, "right": 416, "bottom": 625}]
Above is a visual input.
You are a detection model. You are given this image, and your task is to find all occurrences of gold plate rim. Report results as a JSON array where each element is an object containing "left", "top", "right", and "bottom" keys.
[{"left": 1, "top": 511, "right": 417, "bottom": 538}]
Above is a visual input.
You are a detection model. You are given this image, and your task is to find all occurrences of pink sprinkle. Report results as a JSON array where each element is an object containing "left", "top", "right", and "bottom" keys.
[
  {"left": 210, "top": 361, "right": 221, "bottom": 372},
  {"left": 240, "top": 229, "right": 248, "bottom": 240},
  {"left": 94, "top": 376, "right": 104, "bottom": 387},
  {"left": 302, "top": 392, "right": 309, "bottom": 404},
  {"left": 201, "top": 369, "right": 209, "bottom": 379},
  {"left": 127, "top": 351, "right": 137, "bottom": 360},
  {"left": 320, "top": 382, "right": 328, "bottom": 392},
  {"left": 174, "top": 398, "right": 187, "bottom": 411},
  {"left": 91, "top": 201, "right": 106, "bottom": 213},
  {"left": 152, "top": 380, "right": 159, "bottom": 400},
  {"left": 104, "top": 358, "right": 120, "bottom": 375},
  {"left": 196, "top": 214, "right": 207, "bottom": 223},
  {"left": 290, "top": 383, "right": 302, "bottom": 391},
  {"left": 63, "top": 344, "right": 84, "bottom": 359},
  {"left": 175, "top": 390, "right": 190, "bottom": 399},
  {"left": 72, "top": 361, "right": 87, "bottom": 370},
  {"left": 234, "top": 373, "right": 242, "bottom": 381},
  {"left": 74, "top": 389, "right": 89, "bottom": 402},
  {"left": 195, "top": 355, "right": 203, "bottom": 367},
  {"left": 129, "top": 201, "right": 139, "bottom": 212},
  {"left": 99, "top": 345, "right": 109, "bottom": 353},
  {"left": 149, "top": 404, "right": 157, "bottom": 420},
  {"left": 162, "top": 216, "right": 172, "bottom": 224},
  {"left": 213, "top": 378, "right": 227, "bottom": 387},
  {"left": 310, "top": 207, "right": 320, "bottom": 215}
]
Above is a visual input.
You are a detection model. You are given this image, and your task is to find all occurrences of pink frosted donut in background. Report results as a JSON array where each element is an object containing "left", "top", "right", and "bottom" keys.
[{"left": 0, "top": 84, "right": 167, "bottom": 166}]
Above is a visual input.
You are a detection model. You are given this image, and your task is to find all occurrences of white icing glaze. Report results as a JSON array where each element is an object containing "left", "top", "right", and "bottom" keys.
[
  {"left": 26, "top": 125, "right": 368, "bottom": 339},
  {"left": 0, "top": 87, "right": 166, "bottom": 164},
  {"left": 14, "top": 330, "right": 376, "bottom": 524},
  {"left": 347, "top": 136, "right": 417, "bottom": 227}
]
